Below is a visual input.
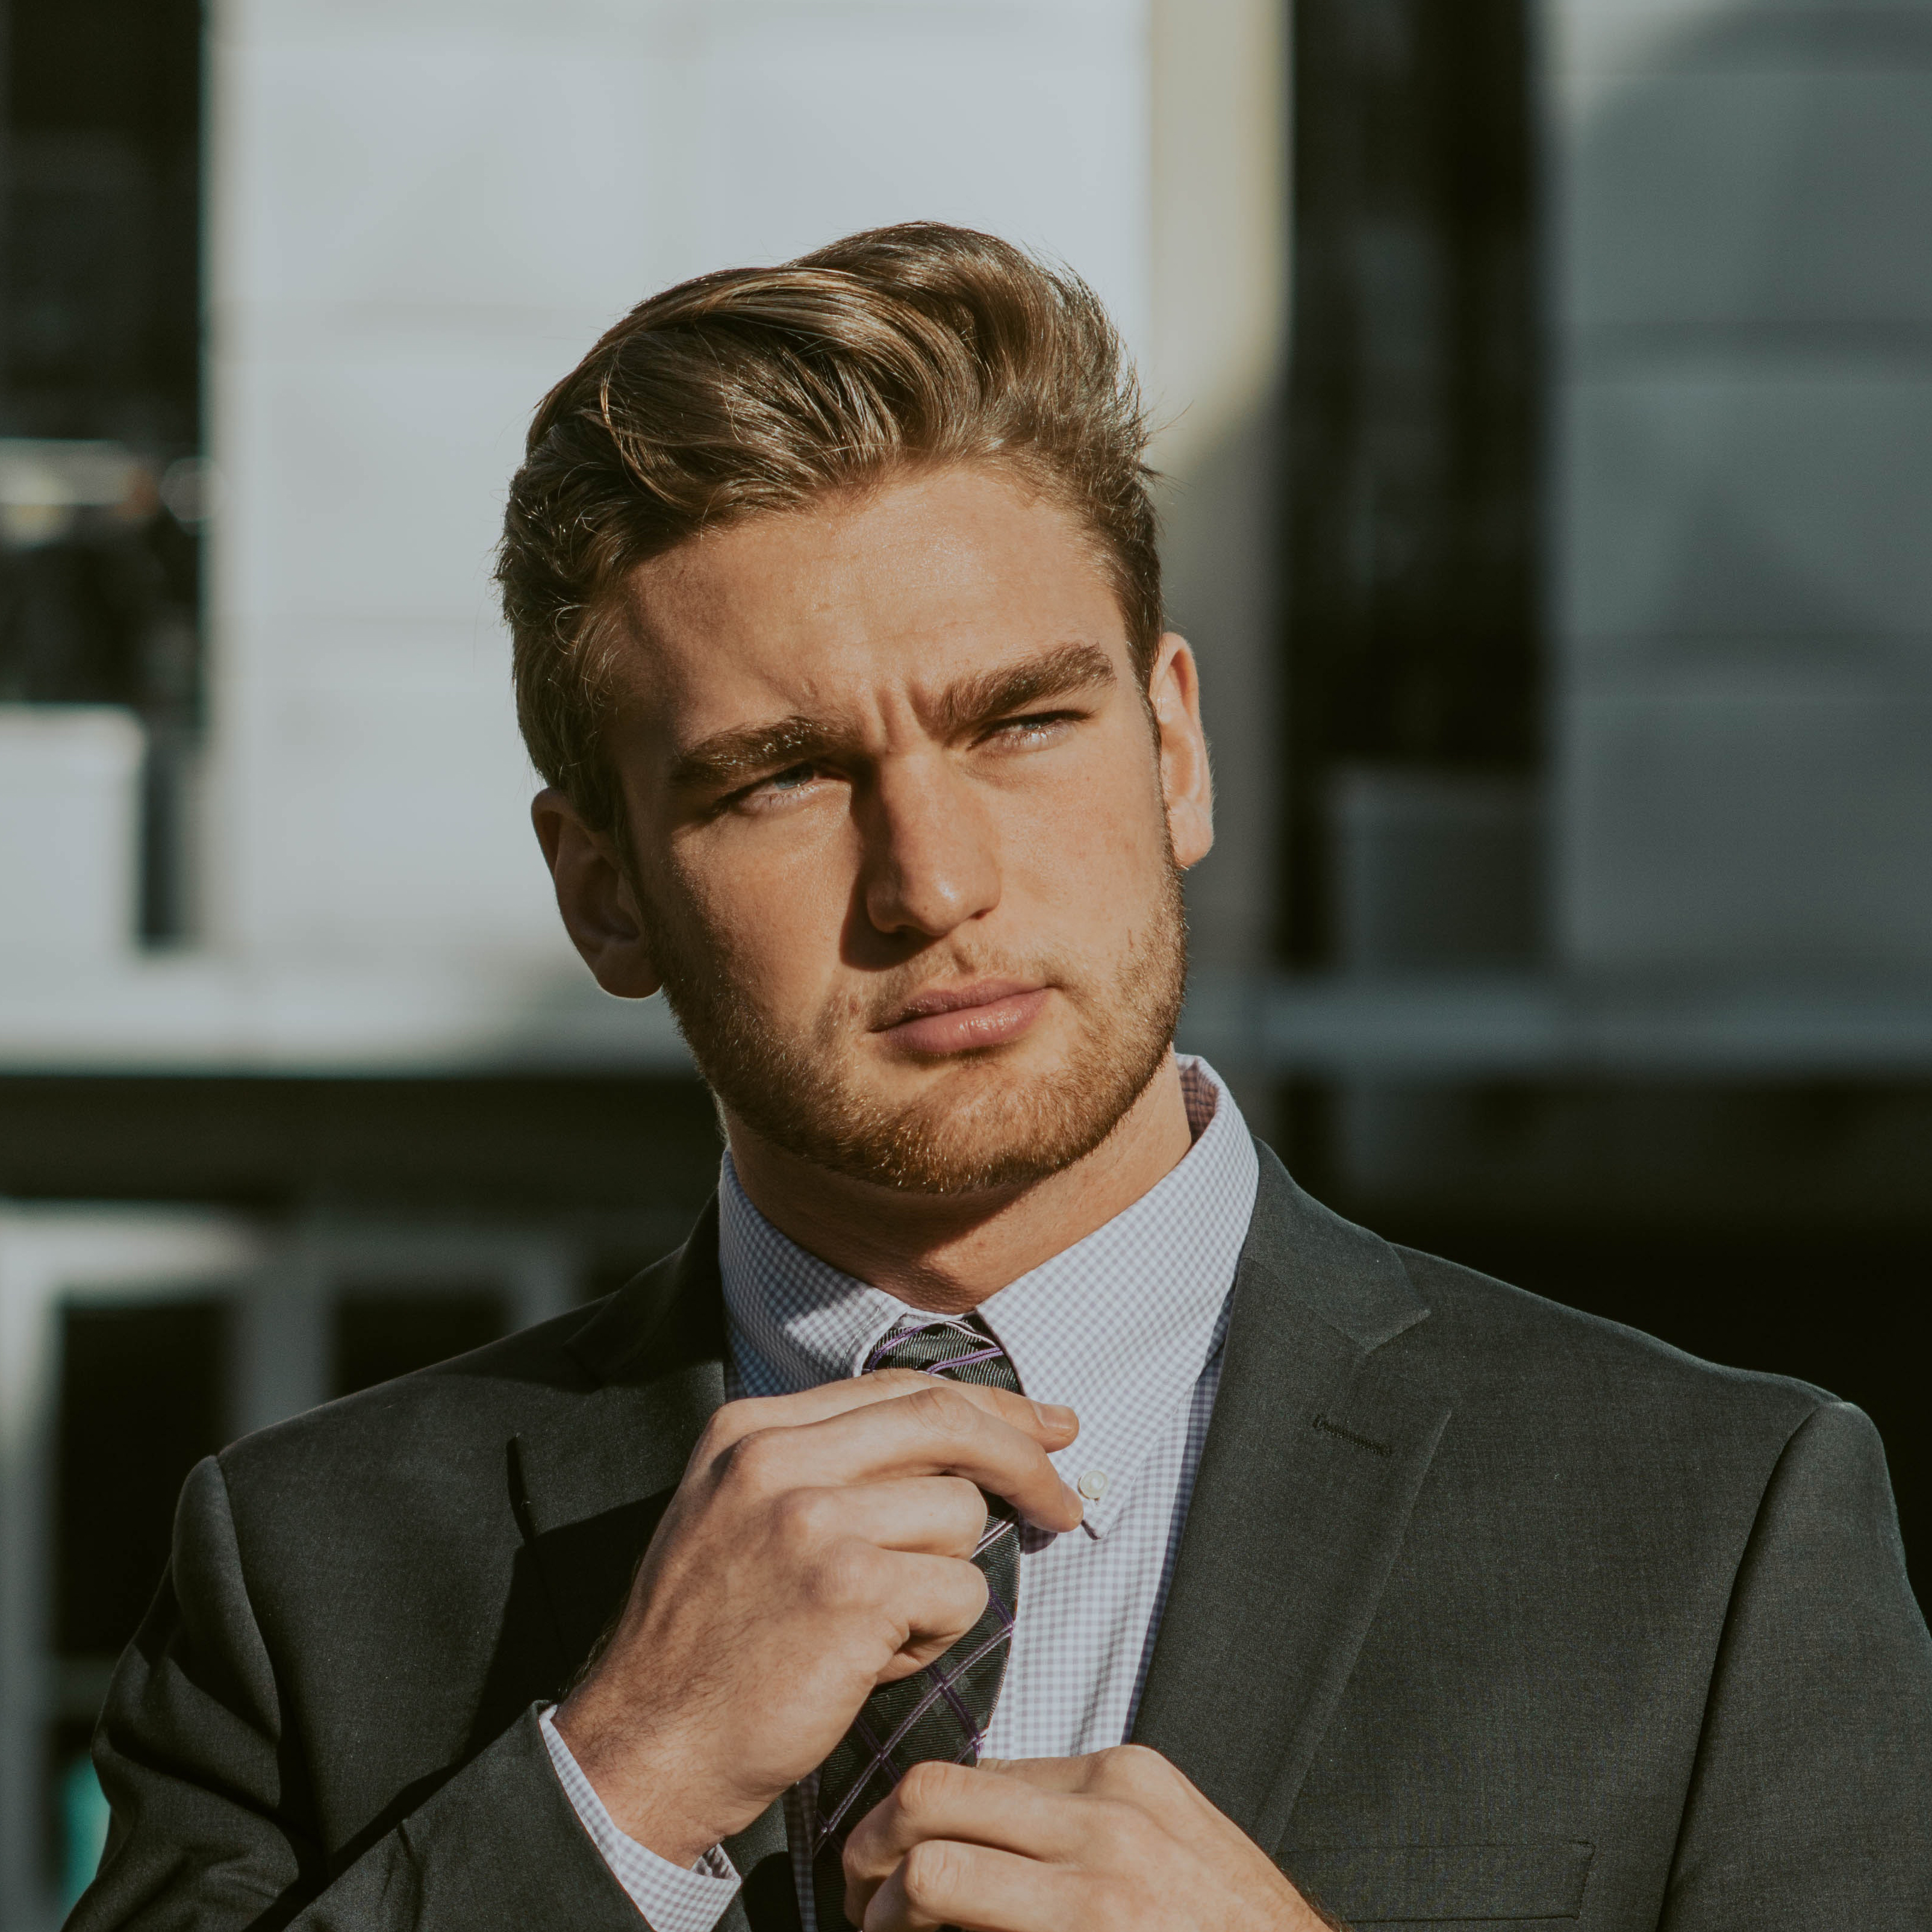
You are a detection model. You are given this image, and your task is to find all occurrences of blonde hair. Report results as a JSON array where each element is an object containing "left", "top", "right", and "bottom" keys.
[{"left": 497, "top": 222, "right": 1162, "bottom": 832}]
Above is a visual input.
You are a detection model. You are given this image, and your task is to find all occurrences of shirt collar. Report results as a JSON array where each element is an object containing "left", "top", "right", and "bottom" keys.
[{"left": 717, "top": 1055, "right": 1259, "bottom": 1539}]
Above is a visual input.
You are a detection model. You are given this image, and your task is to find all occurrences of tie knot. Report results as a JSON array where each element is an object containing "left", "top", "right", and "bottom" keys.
[{"left": 862, "top": 1318, "right": 1022, "bottom": 1394}]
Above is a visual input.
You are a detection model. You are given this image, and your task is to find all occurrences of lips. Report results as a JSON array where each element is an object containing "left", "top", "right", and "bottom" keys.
[{"left": 873, "top": 980, "right": 1050, "bottom": 1056}]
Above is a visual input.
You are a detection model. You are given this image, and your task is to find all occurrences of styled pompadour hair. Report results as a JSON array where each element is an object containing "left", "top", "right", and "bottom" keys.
[{"left": 496, "top": 222, "right": 1161, "bottom": 833}]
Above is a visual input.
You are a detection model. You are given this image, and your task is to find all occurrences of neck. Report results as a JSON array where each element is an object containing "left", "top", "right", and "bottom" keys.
[{"left": 723, "top": 1053, "right": 1195, "bottom": 1313}]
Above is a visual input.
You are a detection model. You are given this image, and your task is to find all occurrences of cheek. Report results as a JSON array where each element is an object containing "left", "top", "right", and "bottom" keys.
[
  {"left": 666, "top": 819, "right": 858, "bottom": 994},
  {"left": 1006, "top": 747, "right": 1167, "bottom": 907}
]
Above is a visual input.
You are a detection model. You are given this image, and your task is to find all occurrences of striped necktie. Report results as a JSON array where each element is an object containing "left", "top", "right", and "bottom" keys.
[{"left": 809, "top": 1317, "right": 1023, "bottom": 1929}]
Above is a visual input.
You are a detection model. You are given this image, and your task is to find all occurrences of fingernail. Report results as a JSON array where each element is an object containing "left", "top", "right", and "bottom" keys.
[{"left": 1033, "top": 1401, "right": 1076, "bottom": 1429}]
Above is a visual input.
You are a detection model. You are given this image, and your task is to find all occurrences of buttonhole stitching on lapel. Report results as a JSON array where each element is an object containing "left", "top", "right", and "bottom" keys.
[{"left": 1311, "top": 1412, "right": 1393, "bottom": 1459}]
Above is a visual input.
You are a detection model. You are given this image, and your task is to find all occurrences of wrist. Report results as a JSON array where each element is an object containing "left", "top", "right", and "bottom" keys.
[{"left": 554, "top": 1687, "right": 746, "bottom": 1868}]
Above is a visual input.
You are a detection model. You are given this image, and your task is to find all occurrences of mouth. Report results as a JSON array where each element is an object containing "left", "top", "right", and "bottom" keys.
[{"left": 872, "top": 979, "right": 1052, "bottom": 1056}]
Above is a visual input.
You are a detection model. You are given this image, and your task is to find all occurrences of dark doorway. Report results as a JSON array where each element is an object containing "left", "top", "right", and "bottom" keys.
[
  {"left": 1283, "top": 0, "right": 1541, "bottom": 966},
  {"left": 54, "top": 1296, "right": 228, "bottom": 1662},
  {"left": 332, "top": 1288, "right": 513, "bottom": 1398},
  {"left": 0, "top": 0, "right": 207, "bottom": 940}
]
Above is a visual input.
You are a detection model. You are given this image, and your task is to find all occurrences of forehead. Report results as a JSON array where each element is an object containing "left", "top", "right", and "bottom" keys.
[{"left": 610, "top": 464, "right": 1127, "bottom": 736}]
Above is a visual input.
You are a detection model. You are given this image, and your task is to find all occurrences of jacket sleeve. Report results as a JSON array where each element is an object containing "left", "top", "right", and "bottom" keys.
[
  {"left": 68, "top": 1456, "right": 649, "bottom": 1932},
  {"left": 1660, "top": 1400, "right": 1932, "bottom": 1930}
]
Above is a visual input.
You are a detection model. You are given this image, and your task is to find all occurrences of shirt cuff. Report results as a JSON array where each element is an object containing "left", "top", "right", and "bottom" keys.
[{"left": 538, "top": 1704, "right": 741, "bottom": 1932}]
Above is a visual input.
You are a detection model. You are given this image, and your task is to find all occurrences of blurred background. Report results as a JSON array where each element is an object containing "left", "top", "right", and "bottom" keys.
[{"left": 0, "top": 0, "right": 1927, "bottom": 1920}]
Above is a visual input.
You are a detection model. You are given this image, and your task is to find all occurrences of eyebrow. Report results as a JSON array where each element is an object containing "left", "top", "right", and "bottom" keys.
[
  {"left": 667, "top": 714, "right": 836, "bottom": 795},
  {"left": 666, "top": 641, "right": 1118, "bottom": 795},
  {"left": 929, "top": 640, "right": 1117, "bottom": 740}
]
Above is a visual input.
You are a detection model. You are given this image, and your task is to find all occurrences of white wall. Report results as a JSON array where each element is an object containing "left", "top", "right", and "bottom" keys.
[
  {"left": 205, "top": 0, "right": 1153, "bottom": 976},
  {"left": 1547, "top": 0, "right": 1932, "bottom": 974},
  {"left": 1144, "top": 0, "right": 1288, "bottom": 974},
  {"left": 0, "top": 709, "right": 143, "bottom": 965}
]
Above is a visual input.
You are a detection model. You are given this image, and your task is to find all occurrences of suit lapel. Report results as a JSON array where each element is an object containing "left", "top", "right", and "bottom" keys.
[
  {"left": 511, "top": 1203, "right": 732, "bottom": 1672},
  {"left": 505, "top": 1200, "right": 794, "bottom": 1930},
  {"left": 1132, "top": 1148, "right": 1452, "bottom": 1856}
]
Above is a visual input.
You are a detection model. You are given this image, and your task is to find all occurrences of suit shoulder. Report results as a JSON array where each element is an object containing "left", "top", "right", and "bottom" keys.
[
  {"left": 1391, "top": 1242, "right": 1831, "bottom": 1444},
  {"left": 217, "top": 1295, "right": 609, "bottom": 1497}
]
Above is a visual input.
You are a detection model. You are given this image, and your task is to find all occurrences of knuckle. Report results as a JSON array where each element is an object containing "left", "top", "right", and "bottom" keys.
[
  {"left": 1100, "top": 1743, "right": 1170, "bottom": 1793},
  {"left": 718, "top": 1427, "right": 765, "bottom": 1484},
  {"left": 693, "top": 1400, "right": 753, "bottom": 1465},
  {"left": 807, "top": 1538, "right": 883, "bottom": 1610},
  {"left": 900, "top": 1839, "right": 966, "bottom": 1910},
  {"left": 893, "top": 1759, "right": 962, "bottom": 1820},
  {"left": 840, "top": 1829, "right": 883, "bottom": 1892},
  {"left": 904, "top": 1382, "right": 973, "bottom": 1430},
  {"left": 721, "top": 1426, "right": 788, "bottom": 1493},
  {"left": 770, "top": 1485, "right": 833, "bottom": 1548}
]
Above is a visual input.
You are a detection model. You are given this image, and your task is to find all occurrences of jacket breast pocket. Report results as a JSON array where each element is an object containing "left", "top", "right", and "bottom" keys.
[{"left": 1280, "top": 1842, "right": 1595, "bottom": 1925}]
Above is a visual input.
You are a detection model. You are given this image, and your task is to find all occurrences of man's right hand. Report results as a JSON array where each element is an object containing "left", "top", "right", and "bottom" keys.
[{"left": 553, "top": 1371, "right": 1083, "bottom": 1867}]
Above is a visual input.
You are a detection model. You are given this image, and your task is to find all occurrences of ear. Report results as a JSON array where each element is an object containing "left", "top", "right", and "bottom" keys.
[
  {"left": 1147, "top": 633, "right": 1214, "bottom": 869},
  {"left": 531, "top": 788, "right": 663, "bottom": 999}
]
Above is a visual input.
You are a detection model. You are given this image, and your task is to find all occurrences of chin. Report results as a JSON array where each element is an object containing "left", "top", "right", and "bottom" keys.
[{"left": 799, "top": 1037, "right": 1164, "bottom": 1196}]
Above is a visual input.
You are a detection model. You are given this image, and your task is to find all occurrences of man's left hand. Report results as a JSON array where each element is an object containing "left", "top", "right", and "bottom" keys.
[{"left": 841, "top": 1746, "right": 1336, "bottom": 1931}]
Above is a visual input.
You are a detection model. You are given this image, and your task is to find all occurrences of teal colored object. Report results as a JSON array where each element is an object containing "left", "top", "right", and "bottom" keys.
[{"left": 60, "top": 1754, "right": 111, "bottom": 1910}]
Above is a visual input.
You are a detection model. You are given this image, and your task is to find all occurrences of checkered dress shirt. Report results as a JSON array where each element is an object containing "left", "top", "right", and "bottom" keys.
[{"left": 543, "top": 1056, "right": 1257, "bottom": 1930}]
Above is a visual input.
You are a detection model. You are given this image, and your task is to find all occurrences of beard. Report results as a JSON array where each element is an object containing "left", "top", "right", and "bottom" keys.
[{"left": 647, "top": 856, "right": 1188, "bottom": 1196}]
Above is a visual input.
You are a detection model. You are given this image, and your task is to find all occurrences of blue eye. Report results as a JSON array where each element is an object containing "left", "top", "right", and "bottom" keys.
[
  {"left": 765, "top": 763, "right": 818, "bottom": 791},
  {"left": 997, "top": 714, "right": 1071, "bottom": 744}
]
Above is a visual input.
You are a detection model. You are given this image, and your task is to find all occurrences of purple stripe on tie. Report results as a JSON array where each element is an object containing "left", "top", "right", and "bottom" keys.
[
  {"left": 935, "top": 1672, "right": 986, "bottom": 1756},
  {"left": 849, "top": 1705, "right": 888, "bottom": 1759},
  {"left": 982, "top": 1578, "right": 1014, "bottom": 1632},
  {"left": 973, "top": 1517, "right": 1015, "bottom": 1561},
  {"left": 816, "top": 1623, "right": 1015, "bottom": 1840},
  {"left": 881, "top": 1624, "right": 1011, "bottom": 1752},
  {"left": 926, "top": 1343, "right": 1006, "bottom": 1376},
  {"left": 861, "top": 1332, "right": 907, "bottom": 1374},
  {"left": 860, "top": 1320, "right": 998, "bottom": 1377},
  {"left": 818, "top": 1771, "right": 877, "bottom": 1843}
]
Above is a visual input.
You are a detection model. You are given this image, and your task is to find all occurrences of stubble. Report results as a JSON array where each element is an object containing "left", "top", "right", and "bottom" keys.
[{"left": 649, "top": 857, "right": 1188, "bottom": 1196}]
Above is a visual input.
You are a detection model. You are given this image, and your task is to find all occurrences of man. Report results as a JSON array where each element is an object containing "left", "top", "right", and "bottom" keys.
[{"left": 76, "top": 225, "right": 1929, "bottom": 1932}]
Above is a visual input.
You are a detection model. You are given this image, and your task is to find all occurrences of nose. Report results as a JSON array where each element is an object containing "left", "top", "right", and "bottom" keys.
[{"left": 860, "top": 757, "right": 1002, "bottom": 940}]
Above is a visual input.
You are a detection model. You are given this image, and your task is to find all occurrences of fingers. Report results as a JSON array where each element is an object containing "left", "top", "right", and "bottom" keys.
[
  {"left": 844, "top": 1751, "right": 1204, "bottom": 1920},
  {"left": 844, "top": 1763, "right": 1092, "bottom": 1901},
  {"left": 726, "top": 1385, "right": 1085, "bottom": 1533},
  {"left": 977, "top": 1747, "right": 1217, "bottom": 1841},
  {"left": 862, "top": 1839, "right": 1097, "bottom": 1932},
  {"left": 705, "top": 1370, "right": 1079, "bottom": 1452},
  {"left": 850, "top": 1755, "right": 1333, "bottom": 1932},
  {"left": 873, "top": 1545, "right": 997, "bottom": 1654},
  {"left": 782, "top": 1477, "right": 988, "bottom": 1559}
]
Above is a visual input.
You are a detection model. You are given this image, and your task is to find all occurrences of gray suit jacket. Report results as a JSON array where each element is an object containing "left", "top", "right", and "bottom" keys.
[{"left": 73, "top": 1148, "right": 1932, "bottom": 1931}]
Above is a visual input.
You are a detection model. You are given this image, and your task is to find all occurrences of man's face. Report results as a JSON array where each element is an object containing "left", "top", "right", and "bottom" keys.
[{"left": 565, "top": 463, "right": 1212, "bottom": 1195}]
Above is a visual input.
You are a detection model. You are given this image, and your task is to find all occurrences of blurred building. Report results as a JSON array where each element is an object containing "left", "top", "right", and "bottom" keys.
[
  {"left": 1243, "top": 0, "right": 1931, "bottom": 1664},
  {"left": 1, "top": 0, "right": 1928, "bottom": 1924}
]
